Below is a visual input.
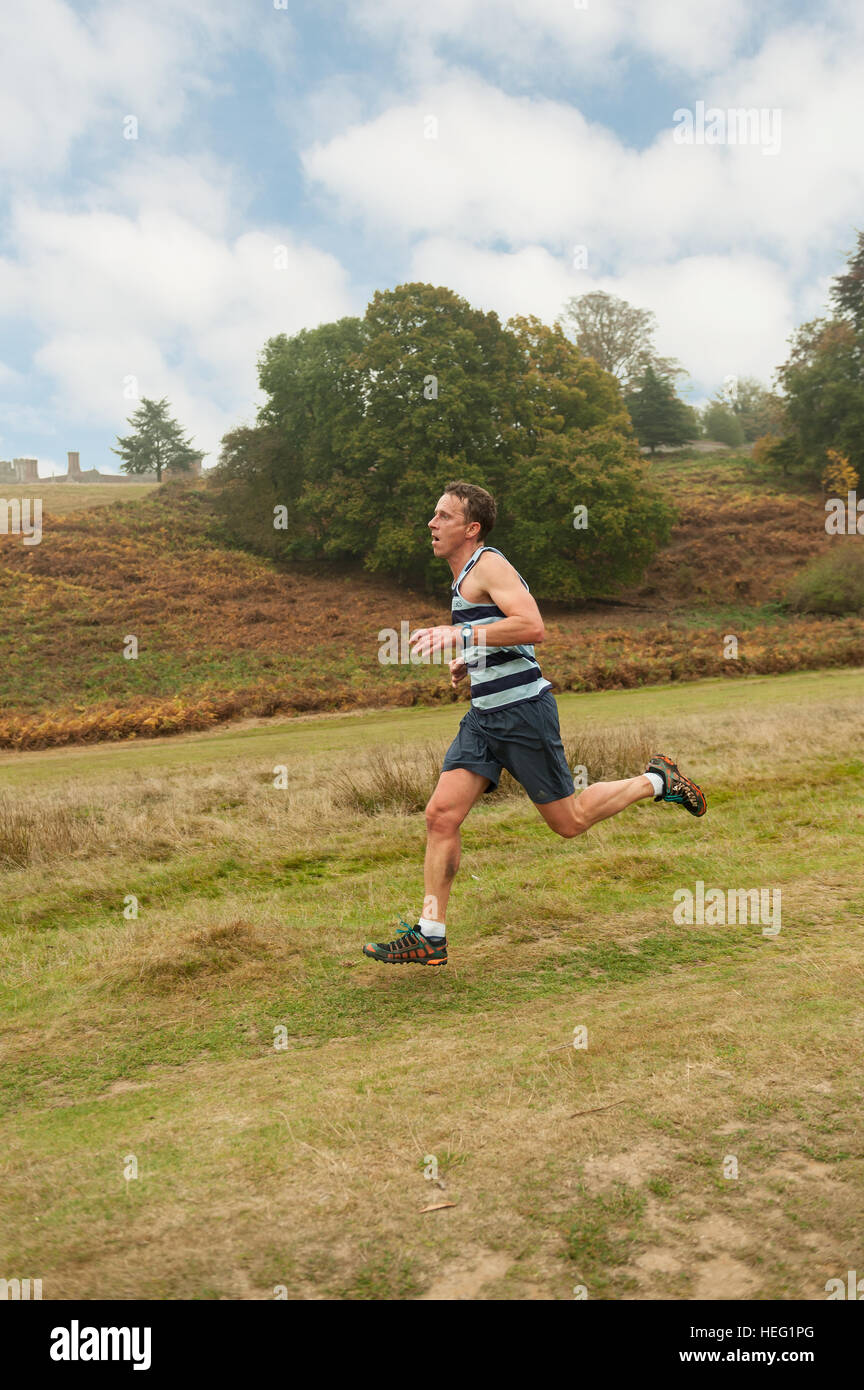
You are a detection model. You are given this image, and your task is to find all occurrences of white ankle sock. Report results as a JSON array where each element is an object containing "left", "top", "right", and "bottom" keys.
[
  {"left": 418, "top": 916, "right": 446, "bottom": 939},
  {"left": 645, "top": 771, "right": 664, "bottom": 799}
]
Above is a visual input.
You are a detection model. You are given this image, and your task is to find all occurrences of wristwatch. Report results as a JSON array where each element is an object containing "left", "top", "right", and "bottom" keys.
[{"left": 460, "top": 623, "right": 473, "bottom": 651}]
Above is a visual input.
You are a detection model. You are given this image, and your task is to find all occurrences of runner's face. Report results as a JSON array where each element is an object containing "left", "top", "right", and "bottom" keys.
[{"left": 429, "top": 494, "right": 475, "bottom": 558}]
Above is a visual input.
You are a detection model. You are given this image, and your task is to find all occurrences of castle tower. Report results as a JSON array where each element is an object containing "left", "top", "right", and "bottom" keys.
[
  {"left": 13, "top": 458, "right": 38, "bottom": 483},
  {"left": 67, "top": 451, "right": 81, "bottom": 479}
]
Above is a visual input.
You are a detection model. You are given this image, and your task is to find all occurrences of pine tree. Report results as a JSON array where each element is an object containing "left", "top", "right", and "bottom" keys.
[
  {"left": 625, "top": 366, "right": 694, "bottom": 453},
  {"left": 829, "top": 229, "right": 864, "bottom": 333},
  {"left": 112, "top": 398, "right": 201, "bottom": 482}
]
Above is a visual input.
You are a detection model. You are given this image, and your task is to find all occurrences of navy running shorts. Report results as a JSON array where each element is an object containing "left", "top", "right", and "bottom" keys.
[{"left": 441, "top": 689, "right": 575, "bottom": 805}]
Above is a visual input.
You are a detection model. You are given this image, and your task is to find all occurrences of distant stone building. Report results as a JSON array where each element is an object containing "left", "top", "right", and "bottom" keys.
[
  {"left": 0, "top": 457, "right": 39, "bottom": 484},
  {"left": 1, "top": 450, "right": 205, "bottom": 484},
  {"left": 71, "top": 450, "right": 209, "bottom": 482}
]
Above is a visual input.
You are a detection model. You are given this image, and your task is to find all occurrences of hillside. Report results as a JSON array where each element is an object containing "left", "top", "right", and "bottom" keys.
[
  {"left": 625, "top": 453, "right": 831, "bottom": 609},
  {"left": 0, "top": 458, "right": 861, "bottom": 750}
]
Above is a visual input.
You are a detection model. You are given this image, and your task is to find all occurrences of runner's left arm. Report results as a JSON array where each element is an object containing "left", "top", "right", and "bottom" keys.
[{"left": 410, "top": 554, "right": 544, "bottom": 659}]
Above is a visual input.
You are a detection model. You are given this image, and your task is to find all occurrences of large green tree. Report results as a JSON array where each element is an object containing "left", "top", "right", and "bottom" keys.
[
  {"left": 213, "top": 284, "right": 674, "bottom": 598},
  {"left": 492, "top": 318, "right": 674, "bottom": 599},
  {"left": 113, "top": 397, "right": 201, "bottom": 481},
  {"left": 829, "top": 228, "right": 864, "bottom": 331}
]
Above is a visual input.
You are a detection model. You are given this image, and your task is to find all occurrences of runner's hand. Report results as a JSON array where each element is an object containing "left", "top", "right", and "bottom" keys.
[
  {"left": 449, "top": 657, "right": 467, "bottom": 688},
  {"left": 410, "top": 624, "right": 461, "bottom": 660}
]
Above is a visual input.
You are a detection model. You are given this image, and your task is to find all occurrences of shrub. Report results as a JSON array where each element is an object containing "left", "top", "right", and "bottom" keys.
[
  {"left": 786, "top": 543, "right": 864, "bottom": 614},
  {"left": 751, "top": 432, "right": 799, "bottom": 477},
  {"left": 822, "top": 448, "right": 858, "bottom": 496},
  {"left": 703, "top": 402, "right": 746, "bottom": 447}
]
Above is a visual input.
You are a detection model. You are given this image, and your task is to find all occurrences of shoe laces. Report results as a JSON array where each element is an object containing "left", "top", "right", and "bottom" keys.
[{"left": 378, "top": 917, "right": 420, "bottom": 952}]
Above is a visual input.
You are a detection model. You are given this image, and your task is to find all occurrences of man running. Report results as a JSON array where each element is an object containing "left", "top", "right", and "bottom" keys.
[{"left": 363, "top": 481, "right": 706, "bottom": 967}]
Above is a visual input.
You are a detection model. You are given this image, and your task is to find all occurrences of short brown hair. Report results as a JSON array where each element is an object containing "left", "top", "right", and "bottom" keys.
[{"left": 442, "top": 480, "right": 497, "bottom": 541}]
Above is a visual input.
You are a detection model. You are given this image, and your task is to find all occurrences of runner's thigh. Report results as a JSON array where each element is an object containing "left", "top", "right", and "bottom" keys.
[{"left": 426, "top": 768, "right": 491, "bottom": 824}]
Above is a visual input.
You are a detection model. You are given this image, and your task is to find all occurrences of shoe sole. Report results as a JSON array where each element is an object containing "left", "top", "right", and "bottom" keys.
[{"left": 361, "top": 947, "right": 448, "bottom": 965}]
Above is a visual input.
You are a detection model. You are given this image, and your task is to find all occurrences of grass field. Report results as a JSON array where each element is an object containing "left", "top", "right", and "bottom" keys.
[
  {"left": 0, "top": 481, "right": 157, "bottom": 515},
  {"left": 2, "top": 668, "right": 862, "bottom": 1300}
]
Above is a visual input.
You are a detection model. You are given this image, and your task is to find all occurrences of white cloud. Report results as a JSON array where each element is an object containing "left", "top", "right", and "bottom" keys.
[
  {"left": 303, "top": 76, "right": 622, "bottom": 248},
  {"left": 0, "top": 0, "right": 283, "bottom": 174},
  {"left": 303, "top": 55, "right": 864, "bottom": 266},
  {"left": 407, "top": 239, "right": 794, "bottom": 387},
  {"left": 1, "top": 167, "right": 354, "bottom": 461},
  {"left": 105, "top": 153, "right": 245, "bottom": 236},
  {"left": 351, "top": 0, "right": 753, "bottom": 77},
  {"left": 409, "top": 238, "right": 575, "bottom": 325},
  {"left": 301, "top": 13, "right": 864, "bottom": 393},
  {"left": 589, "top": 256, "right": 796, "bottom": 388}
]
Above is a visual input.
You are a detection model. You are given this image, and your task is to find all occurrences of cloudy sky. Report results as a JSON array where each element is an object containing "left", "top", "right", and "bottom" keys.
[{"left": 1, "top": 0, "right": 861, "bottom": 475}]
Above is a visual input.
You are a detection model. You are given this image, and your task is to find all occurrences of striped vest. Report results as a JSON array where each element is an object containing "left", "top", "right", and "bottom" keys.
[{"left": 451, "top": 545, "right": 551, "bottom": 711}]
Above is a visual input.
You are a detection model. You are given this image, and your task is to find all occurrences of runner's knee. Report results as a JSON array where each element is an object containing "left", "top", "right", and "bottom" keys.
[
  {"left": 425, "top": 799, "right": 463, "bottom": 836},
  {"left": 555, "top": 808, "right": 589, "bottom": 838}
]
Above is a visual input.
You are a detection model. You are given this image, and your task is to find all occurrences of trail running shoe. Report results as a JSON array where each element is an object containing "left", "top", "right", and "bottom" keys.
[
  {"left": 646, "top": 753, "right": 708, "bottom": 817},
  {"left": 362, "top": 919, "right": 448, "bottom": 966}
]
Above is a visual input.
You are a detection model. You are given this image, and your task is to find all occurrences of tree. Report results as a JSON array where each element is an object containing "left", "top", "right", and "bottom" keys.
[
  {"left": 762, "top": 233, "right": 864, "bottom": 483},
  {"left": 213, "top": 284, "right": 674, "bottom": 599},
  {"left": 498, "top": 319, "right": 674, "bottom": 599},
  {"left": 702, "top": 400, "right": 746, "bottom": 447},
  {"left": 722, "top": 376, "right": 785, "bottom": 441},
  {"left": 821, "top": 447, "right": 858, "bottom": 496},
  {"left": 221, "top": 284, "right": 526, "bottom": 583},
  {"left": 829, "top": 228, "right": 864, "bottom": 333},
  {"left": 625, "top": 366, "right": 695, "bottom": 453},
  {"left": 560, "top": 291, "right": 682, "bottom": 389},
  {"left": 112, "top": 397, "right": 201, "bottom": 482},
  {"left": 775, "top": 316, "right": 864, "bottom": 482},
  {"left": 211, "top": 422, "right": 299, "bottom": 558},
  {"left": 500, "top": 425, "right": 674, "bottom": 600}
]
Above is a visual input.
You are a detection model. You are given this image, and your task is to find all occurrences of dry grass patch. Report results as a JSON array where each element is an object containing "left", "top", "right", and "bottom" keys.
[
  {"left": 329, "top": 724, "right": 658, "bottom": 817},
  {"left": 108, "top": 918, "right": 272, "bottom": 994}
]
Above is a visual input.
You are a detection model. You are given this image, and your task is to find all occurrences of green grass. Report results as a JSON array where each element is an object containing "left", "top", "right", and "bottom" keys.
[{"left": 0, "top": 669, "right": 863, "bottom": 1299}]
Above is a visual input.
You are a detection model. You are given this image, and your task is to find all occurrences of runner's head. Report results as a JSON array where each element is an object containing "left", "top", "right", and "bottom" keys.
[{"left": 429, "top": 481, "right": 496, "bottom": 559}]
